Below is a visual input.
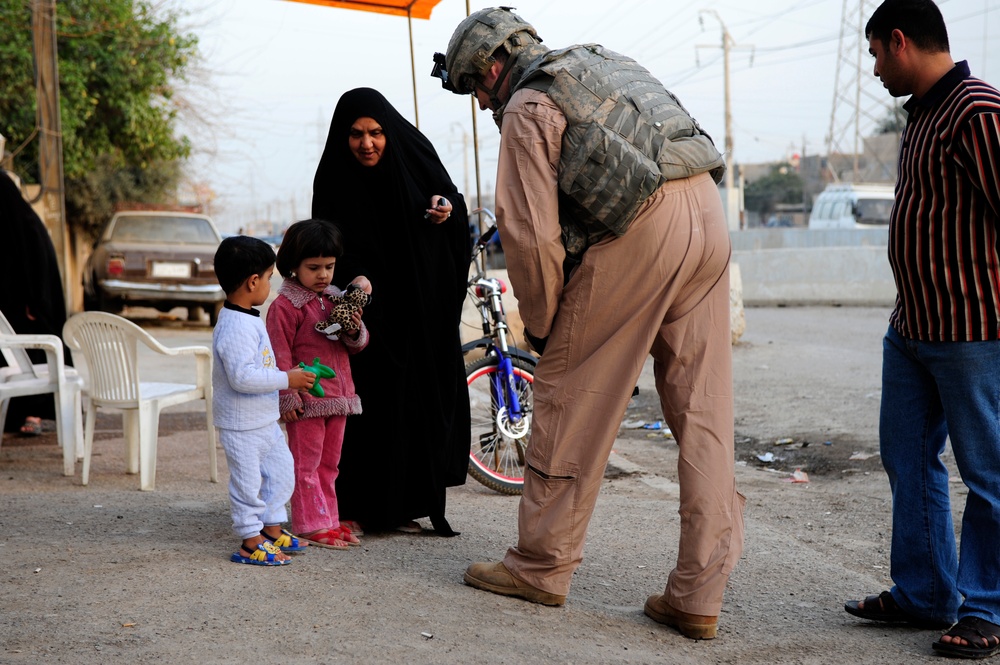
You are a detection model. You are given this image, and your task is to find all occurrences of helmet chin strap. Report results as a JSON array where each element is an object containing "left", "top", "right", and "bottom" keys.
[{"left": 474, "top": 53, "right": 518, "bottom": 113}]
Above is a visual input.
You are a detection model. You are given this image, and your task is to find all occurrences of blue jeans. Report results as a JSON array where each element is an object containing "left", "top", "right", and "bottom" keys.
[{"left": 881, "top": 325, "right": 1000, "bottom": 625}]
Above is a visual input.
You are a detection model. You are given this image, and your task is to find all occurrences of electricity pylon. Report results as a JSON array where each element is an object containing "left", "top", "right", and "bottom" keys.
[{"left": 825, "top": 0, "right": 892, "bottom": 182}]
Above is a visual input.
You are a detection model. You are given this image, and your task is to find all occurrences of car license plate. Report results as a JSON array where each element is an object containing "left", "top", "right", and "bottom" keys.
[{"left": 150, "top": 261, "right": 191, "bottom": 278}]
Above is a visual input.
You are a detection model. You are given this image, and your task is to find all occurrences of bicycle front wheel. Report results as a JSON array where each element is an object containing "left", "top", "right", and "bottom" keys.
[{"left": 465, "top": 355, "right": 535, "bottom": 495}]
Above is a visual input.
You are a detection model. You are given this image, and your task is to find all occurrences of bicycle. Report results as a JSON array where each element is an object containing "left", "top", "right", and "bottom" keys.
[{"left": 463, "top": 208, "right": 536, "bottom": 495}]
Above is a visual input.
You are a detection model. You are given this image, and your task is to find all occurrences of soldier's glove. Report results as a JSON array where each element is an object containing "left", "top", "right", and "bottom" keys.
[{"left": 524, "top": 329, "right": 548, "bottom": 355}]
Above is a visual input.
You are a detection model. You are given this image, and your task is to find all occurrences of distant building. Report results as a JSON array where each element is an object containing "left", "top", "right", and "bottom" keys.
[{"left": 736, "top": 131, "right": 901, "bottom": 228}]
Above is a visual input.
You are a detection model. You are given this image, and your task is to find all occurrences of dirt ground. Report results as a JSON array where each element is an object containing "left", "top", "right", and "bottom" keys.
[{"left": 0, "top": 306, "right": 969, "bottom": 664}]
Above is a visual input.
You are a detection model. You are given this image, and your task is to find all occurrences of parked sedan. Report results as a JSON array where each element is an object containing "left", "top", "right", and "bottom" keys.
[{"left": 83, "top": 210, "right": 226, "bottom": 325}]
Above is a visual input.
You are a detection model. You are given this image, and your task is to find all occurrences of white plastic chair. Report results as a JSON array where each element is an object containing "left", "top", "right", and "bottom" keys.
[
  {"left": 62, "top": 311, "right": 218, "bottom": 491},
  {"left": 0, "top": 310, "right": 84, "bottom": 475}
]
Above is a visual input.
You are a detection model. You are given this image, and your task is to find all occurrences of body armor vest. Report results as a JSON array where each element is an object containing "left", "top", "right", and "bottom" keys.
[{"left": 513, "top": 45, "right": 726, "bottom": 258}]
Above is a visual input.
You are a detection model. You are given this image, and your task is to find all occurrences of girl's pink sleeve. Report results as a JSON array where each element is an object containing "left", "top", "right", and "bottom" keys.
[
  {"left": 265, "top": 297, "right": 300, "bottom": 400},
  {"left": 342, "top": 321, "right": 370, "bottom": 354}
]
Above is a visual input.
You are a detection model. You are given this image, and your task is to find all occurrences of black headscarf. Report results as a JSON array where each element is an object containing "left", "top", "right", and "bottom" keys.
[
  {"left": 312, "top": 88, "right": 471, "bottom": 535},
  {"left": 0, "top": 170, "right": 72, "bottom": 429}
]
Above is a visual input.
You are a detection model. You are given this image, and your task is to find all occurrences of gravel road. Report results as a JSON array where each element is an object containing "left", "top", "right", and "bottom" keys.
[{"left": 0, "top": 306, "right": 968, "bottom": 664}]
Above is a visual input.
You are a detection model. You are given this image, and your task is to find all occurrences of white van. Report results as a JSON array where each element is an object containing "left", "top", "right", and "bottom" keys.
[{"left": 808, "top": 183, "right": 896, "bottom": 229}]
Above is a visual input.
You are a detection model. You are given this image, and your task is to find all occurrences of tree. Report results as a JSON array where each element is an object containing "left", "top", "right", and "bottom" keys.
[
  {"left": 876, "top": 101, "right": 906, "bottom": 134},
  {"left": 743, "top": 163, "right": 804, "bottom": 220},
  {"left": 0, "top": 0, "right": 198, "bottom": 240}
]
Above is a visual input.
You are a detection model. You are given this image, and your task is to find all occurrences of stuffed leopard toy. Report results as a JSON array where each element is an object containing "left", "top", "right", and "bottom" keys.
[{"left": 315, "top": 284, "right": 371, "bottom": 340}]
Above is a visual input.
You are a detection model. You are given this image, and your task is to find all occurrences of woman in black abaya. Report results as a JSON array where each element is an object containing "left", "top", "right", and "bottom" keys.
[
  {"left": 312, "top": 88, "right": 470, "bottom": 536},
  {"left": 0, "top": 170, "right": 72, "bottom": 434}
]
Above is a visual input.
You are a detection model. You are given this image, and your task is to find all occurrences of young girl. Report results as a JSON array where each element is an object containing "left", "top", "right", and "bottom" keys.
[{"left": 265, "top": 219, "right": 371, "bottom": 550}]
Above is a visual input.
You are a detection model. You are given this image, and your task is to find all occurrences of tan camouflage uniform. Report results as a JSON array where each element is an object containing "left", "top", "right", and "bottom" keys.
[{"left": 495, "top": 88, "right": 745, "bottom": 617}]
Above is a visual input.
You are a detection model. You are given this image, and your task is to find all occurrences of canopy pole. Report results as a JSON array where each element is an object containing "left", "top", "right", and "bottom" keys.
[
  {"left": 462, "top": 0, "right": 485, "bottom": 272},
  {"left": 408, "top": 6, "right": 419, "bottom": 128},
  {"left": 465, "top": 1, "right": 481, "bottom": 209}
]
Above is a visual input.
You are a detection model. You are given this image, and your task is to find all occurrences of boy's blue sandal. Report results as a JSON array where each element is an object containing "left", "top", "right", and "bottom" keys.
[
  {"left": 261, "top": 529, "right": 308, "bottom": 553},
  {"left": 231, "top": 541, "right": 290, "bottom": 566}
]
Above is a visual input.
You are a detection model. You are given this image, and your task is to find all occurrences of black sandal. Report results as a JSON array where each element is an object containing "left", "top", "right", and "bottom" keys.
[
  {"left": 845, "top": 590, "right": 953, "bottom": 629},
  {"left": 932, "top": 617, "right": 1000, "bottom": 659}
]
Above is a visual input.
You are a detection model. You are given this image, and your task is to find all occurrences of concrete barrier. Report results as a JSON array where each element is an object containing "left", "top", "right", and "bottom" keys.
[
  {"left": 461, "top": 228, "right": 893, "bottom": 344},
  {"left": 730, "top": 227, "right": 888, "bottom": 251},
  {"left": 731, "top": 228, "right": 895, "bottom": 307}
]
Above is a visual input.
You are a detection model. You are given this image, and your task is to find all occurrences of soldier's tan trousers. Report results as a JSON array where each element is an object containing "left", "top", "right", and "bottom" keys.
[{"left": 503, "top": 173, "right": 746, "bottom": 616}]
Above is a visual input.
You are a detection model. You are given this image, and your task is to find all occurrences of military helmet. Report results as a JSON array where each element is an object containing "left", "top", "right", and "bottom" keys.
[{"left": 441, "top": 7, "right": 540, "bottom": 95}]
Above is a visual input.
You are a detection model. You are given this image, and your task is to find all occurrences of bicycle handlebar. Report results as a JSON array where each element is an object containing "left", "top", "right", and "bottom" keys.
[
  {"left": 470, "top": 208, "right": 499, "bottom": 256},
  {"left": 476, "top": 224, "right": 498, "bottom": 250},
  {"left": 471, "top": 207, "right": 496, "bottom": 222}
]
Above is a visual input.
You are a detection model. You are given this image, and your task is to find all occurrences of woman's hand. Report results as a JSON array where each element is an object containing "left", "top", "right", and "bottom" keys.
[
  {"left": 350, "top": 275, "right": 372, "bottom": 294},
  {"left": 425, "top": 196, "right": 452, "bottom": 224}
]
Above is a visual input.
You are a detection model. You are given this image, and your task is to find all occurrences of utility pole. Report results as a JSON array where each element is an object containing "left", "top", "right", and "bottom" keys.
[
  {"left": 463, "top": 0, "right": 486, "bottom": 272},
  {"left": 698, "top": 9, "right": 753, "bottom": 230},
  {"left": 31, "top": 0, "right": 74, "bottom": 312}
]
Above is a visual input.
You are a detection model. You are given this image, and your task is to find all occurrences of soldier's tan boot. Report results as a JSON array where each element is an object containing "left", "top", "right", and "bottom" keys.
[
  {"left": 463, "top": 561, "right": 566, "bottom": 606},
  {"left": 644, "top": 593, "right": 718, "bottom": 639}
]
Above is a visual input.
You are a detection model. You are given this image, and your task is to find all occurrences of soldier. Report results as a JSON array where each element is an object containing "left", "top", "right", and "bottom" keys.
[{"left": 434, "top": 7, "right": 745, "bottom": 640}]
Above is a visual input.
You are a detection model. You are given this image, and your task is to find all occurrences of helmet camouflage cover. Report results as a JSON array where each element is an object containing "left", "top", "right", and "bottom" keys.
[{"left": 443, "top": 6, "right": 541, "bottom": 95}]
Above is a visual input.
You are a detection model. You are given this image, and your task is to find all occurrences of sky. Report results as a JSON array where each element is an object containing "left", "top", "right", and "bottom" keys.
[{"left": 169, "top": 0, "right": 998, "bottom": 233}]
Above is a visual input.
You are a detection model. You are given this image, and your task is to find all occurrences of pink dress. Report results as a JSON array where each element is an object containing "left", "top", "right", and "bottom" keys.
[{"left": 265, "top": 279, "right": 369, "bottom": 534}]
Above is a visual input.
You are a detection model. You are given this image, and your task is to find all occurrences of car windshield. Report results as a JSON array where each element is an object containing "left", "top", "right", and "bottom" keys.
[
  {"left": 856, "top": 199, "right": 894, "bottom": 224},
  {"left": 110, "top": 216, "right": 219, "bottom": 243}
]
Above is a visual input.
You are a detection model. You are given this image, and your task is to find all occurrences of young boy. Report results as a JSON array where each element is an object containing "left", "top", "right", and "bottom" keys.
[{"left": 212, "top": 236, "right": 317, "bottom": 566}]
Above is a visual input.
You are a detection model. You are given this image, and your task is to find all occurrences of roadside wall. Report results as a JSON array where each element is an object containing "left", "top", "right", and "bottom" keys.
[
  {"left": 466, "top": 227, "right": 894, "bottom": 353},
  {"left": 731, "top": 228, "right": 895, "bottom": 307}
]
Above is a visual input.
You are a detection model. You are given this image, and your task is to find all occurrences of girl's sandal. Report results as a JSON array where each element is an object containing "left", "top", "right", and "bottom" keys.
[
  {"left": 341, "top": 520, "right": 364, "bottom": 537},
  {"left": 296, "top": 528, "right": 351, "bottom": 550},
  {"left": 335, "top": 525, "right": 361, "bottom": 546}
]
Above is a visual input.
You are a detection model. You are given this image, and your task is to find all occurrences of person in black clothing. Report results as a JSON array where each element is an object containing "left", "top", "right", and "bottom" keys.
[
  {"left": 0, "top": 169, "right": 72, "bottom": 436},
  {"left": 311, "top": 88, "right": 471, "bottom": 536}
]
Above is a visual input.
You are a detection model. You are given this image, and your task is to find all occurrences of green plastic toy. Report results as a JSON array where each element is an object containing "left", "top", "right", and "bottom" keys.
[{"left": 299, "top": 357, "right": 336, "bottom": 397}]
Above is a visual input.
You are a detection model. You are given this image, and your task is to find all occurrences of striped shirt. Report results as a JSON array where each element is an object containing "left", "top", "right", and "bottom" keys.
[{"left": 889, "top": 61, "right": 1000, "bottom": 341}]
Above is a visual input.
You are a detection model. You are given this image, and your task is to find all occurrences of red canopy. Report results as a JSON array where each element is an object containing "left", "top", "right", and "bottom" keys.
[
  {"left": 280, "top": 0, "right": 445, "bottom": 127},
  {"left": 281, "top": 0, "right": 441, "bottom": 20},
  {"left": 280, "top": 0, "right": 484, "bottom": 213}
]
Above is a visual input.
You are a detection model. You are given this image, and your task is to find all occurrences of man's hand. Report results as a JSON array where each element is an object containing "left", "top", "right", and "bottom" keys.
[{"left": 350, "top": 275, "right": 373, "bottom": 294}]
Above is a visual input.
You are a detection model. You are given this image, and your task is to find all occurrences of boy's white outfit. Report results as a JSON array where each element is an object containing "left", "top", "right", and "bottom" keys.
[{"left": 213, "top": 303, "right": 294, "bottom": 540}]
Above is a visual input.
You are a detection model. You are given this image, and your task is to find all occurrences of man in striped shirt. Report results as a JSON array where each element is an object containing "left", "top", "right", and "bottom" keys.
[{"left": 843, "top": 0, "right": 1000, "bottom": 659}]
